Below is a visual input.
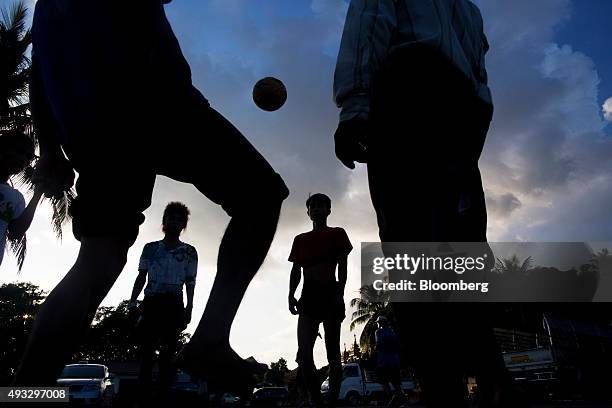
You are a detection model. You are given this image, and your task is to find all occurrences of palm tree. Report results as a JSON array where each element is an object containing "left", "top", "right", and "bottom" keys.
[
  {"left": 1, "top": 0, "right": 33, "bottom": 269},
  {"left": 349, "top": 285, "right": 393, "bottom": 354},
  {"left": 1, "top": 1, "right": 74, "bottom": 269},
  {"left": 493, "top": 254, "right": 532, "bottom": 276},
  {"left": 591, "top": 248, "right": 612, "bottom": 301},
  {"left": 0, "top": 0, "right": 31, "bottom": 135},
  {"left": 592, "top": 248, "right": 611, "bottom": 269}
]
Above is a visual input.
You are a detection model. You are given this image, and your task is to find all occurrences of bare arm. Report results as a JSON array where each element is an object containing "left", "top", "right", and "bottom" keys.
[
  {"left": 338, "top": 255, "right": 348, "bottom": 294},
  {"left": 185, "top": 284, "right": 195, "bottom": 309},
  {"left": 30, "top": 55, "right": 75, "bottom": 198},
  {"left": 129, "top": 270, "right": 147, "bottom": 304},
  {"left": 288, "top": 263, "right": 301, "bottom": 315},
  {"left": 30, "top": 55, "right": 63, "bottom": 158},
  {"left": 7, "top": 189, "right": 44, "bottom": 241},
  {"left": 289, "top": 263, "right": 302, "bottom": 298}
]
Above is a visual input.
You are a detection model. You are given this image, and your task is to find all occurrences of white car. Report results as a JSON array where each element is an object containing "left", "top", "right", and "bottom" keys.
[{"left": 57, "top": 363, "right": 115, "bottom": 406}]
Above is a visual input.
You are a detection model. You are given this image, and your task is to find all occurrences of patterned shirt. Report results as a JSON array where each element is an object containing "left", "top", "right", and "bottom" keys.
[
  {"left": 334, "top": 0, "right": 491, "bottom": 121},
  {"left": 0, "top": 184, "right": 26, "bottom": 266},
  {"left": 138, "top": 241, "right": 198, "bottom": 297}
]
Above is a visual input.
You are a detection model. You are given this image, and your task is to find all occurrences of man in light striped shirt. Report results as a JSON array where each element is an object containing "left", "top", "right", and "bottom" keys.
[
  {"left": 333, "top": 1, "right": 517, "bottom": 407},
  {"left": 333, "top": 0, "right": 492, "bottom": 242}
]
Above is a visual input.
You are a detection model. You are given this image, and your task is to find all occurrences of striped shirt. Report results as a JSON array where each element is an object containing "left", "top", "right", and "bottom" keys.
[
  {"left": 139, "top": 241, "right": 198, "bottom": 297},
  {"left": 334, "top": 0, "right": 492, "bottom": 122}
]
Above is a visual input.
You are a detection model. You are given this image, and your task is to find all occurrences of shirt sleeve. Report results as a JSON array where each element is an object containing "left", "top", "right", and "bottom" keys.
[
  {"left": 335, "top": 228, "right": 353, "bottom": 258},
  {"left": 288, "top": 235, "right": 301, "bottom": 264},
  {"left": 138, "top": 243, "right": 153, "bottom": 271},
  {"left": 333, "top": 0, "right": 398, "bottom": 122},
  {"left": 185, "top": 246, "right": 198, "bottom": 286},
  {"left": 11, "top": 190, "right": 26, "bottom": 220},
  {"left": 467, "top": 2, "right": 493, "bottom": 105}
]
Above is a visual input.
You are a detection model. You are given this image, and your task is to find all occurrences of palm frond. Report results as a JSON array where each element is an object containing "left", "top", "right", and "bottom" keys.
[
  {"left": 349, "top": 314, "right": 372, "bottom": 331},
  {"left": 50, "top": 191, "right": 75, "bottom": 239},
  {"left": 0, "top": 1, "right": 28, "bottom": 35},
  {"left": 8, "top": 233, "right": 27, "bottom": 271}
]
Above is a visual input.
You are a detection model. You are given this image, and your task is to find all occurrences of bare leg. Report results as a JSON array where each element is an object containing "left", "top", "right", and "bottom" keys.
[
  {"left": 323, "top": 319, "right": 342, "bottom": 407},
  {"left": 14, "top": 237, "right": 131, "bottom": 385},
  {"left": 178, "top": 201, "right": 282, "bottom": 385},
  {"left": 296, "top": 313, "right": 322, "bottom": 406}
]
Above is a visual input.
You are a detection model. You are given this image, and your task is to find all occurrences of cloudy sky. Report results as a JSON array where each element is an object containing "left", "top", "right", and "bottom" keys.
[{"left": 2, "top": 0, "right": 612, "bottom": 369}]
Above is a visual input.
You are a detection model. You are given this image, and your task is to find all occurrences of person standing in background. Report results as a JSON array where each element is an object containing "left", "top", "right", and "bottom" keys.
[{"left": 129, "top": 202, "right": 197, "bottom": 401}]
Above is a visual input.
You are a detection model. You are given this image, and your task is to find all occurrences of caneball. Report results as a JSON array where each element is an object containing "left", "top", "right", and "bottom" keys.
[{"left": 253, "top": 77, "right": 287, "bottom": 112}]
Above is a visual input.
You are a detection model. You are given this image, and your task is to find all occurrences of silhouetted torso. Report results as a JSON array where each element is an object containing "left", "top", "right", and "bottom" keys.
[{"left": 289, "top": 227, "right": 352, "bottom": 282}]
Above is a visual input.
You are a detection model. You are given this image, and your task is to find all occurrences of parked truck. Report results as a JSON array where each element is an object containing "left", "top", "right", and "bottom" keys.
[{"left": 496, "top": 314, "right": 612, "bottom": 401}]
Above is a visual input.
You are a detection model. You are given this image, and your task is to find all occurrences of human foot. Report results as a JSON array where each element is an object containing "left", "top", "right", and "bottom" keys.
[{"left": 175, "top": 340, "right": 267, "bottom": 392}]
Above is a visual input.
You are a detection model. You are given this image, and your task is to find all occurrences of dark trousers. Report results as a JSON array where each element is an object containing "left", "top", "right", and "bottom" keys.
[
  {"left": 367, "top": 46, "right": 507, "bottom": 407},
  {"left": 137, "top": 294, "right": 184, "bottom": 398}
]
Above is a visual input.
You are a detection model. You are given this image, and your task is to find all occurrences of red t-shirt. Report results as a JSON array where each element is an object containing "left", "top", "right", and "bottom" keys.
[{"left": 288, "top": 227, "right": 353, "bottom": 268}]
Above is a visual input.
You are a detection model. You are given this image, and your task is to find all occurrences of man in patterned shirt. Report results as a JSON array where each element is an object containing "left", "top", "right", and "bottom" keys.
[{"left": 129, "top": 202, "right": 197, "bottom": 399}]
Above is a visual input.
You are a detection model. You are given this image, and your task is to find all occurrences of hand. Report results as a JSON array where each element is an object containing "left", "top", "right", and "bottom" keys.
[
  {"left": 334, "top": 117, "right": 370, "bottom": 169},
  {"left": 128, "top": 300, "right": 138, "bottom": 313},
  {"left": 127, "top": 301, "right": 139, "bottom": 323},
  {"left": 32, "top": 155, "right": 75, "bottom": 199},
  {"left": 288, "top": 296, "right": 299, "bottom": 315},
  {"left": 183, "top": 305, "right": 193, "bottom": 328}
]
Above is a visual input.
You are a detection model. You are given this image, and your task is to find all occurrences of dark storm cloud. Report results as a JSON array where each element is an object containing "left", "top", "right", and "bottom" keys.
[
  {"left": 476, "top": 0, "right": 612, "bottom": 239},
  {"left": 486, "top": 192, "right": 522, "bottom": 218}
]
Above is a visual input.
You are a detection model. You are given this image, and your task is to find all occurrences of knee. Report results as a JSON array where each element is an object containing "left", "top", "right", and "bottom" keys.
[
  {"left": 226, "top": 173, "right": 289, "bottom": 218},
  {"left": 296, "top": 350, "right": 315, "bottom": 370},
  {"left": 76, "top": 238, "right": 130, "bottom": 293}
]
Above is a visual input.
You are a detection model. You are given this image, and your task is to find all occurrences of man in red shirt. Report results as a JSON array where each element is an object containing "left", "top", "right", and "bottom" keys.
[{"left": 288, "top": 193, "right": 353, "bottom": 407}]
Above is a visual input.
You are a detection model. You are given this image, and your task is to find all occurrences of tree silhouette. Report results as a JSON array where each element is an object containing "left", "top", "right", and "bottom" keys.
[
  {"left": 493, "top": 254, "right": 532, "bottom": 276},
  {"left": 1, "top": 0, "right": 34, "bottom": 268},
  {"left": 264, "top": 357, "right": 289, "bottom": 386},
  {"left": 349, "top": 285, "right": 393, "bottom": 353},
  {"left": 591, "top": 248, "right": 612, "bottom": 301},
  {"left": 0, "top": 282, "right": 46, "bottom": 384},
  {"left": 74, "top": 300, "right": 190, "bottom": 363},
  {"left": 1, "top": 1, "right": 75, "bottom": 269},
  {"left": 0, "top": 1, "right": 31, "bottom": 134}
]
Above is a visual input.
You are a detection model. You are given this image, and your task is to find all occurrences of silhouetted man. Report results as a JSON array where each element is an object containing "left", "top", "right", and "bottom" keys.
[
  {"left": 17, "top": 0, "right": 289, "bottom": 387},
  {"left": 333, "top": 1, "right": 512, "bottom": 407},
  {"left": 129, "top": 202, "right": 197, "bottom": 400},
  {"left": 374, "top": 316, "right": 404, "bottom": 408},
  {"left": 288, "top": 194, "right": 352, "bottom": 407}
]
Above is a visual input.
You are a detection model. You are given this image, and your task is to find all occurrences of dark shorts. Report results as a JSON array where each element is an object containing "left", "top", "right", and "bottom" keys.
[
  {"left": 32, "top": 0, "right": 289, "bottom": 242},
  {"left": 298, "top": 281, "right": 345, "bottom": 321},
  {"left": 138, "top": 293, "right": 185, "bottom": 337}
]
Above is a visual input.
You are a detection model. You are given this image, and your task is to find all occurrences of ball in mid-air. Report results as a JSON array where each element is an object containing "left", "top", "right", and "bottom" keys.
[{"left": 253, "top": 77, "right": 287, "bottom": 112}]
